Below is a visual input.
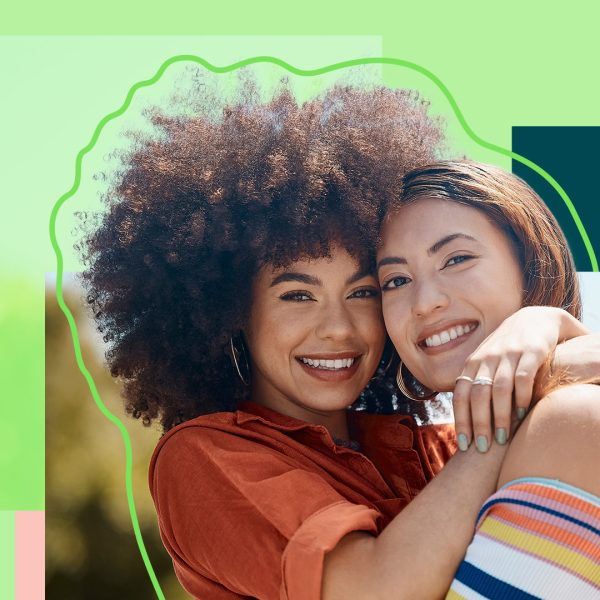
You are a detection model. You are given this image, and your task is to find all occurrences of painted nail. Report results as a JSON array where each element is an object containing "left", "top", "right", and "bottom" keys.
[
  {"left": 457, "top": 433, "right": 469, "bottom": 452},
  {"left": 517, "top": 407, "right": 527, "bottom": 420},
  {"left": 476, "top": 435, "right": 489, "bottom": 453},
  {"left": 495, "top": 428, "right": 508, "bottom": 445}
]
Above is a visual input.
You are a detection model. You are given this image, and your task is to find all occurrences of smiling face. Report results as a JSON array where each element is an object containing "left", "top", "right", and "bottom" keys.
[
  {"left": 377, "top": 197, "right": 525, "bottom": 392},
  {"left": 245, "top": 246, "right": 386, "bottom": 433}
]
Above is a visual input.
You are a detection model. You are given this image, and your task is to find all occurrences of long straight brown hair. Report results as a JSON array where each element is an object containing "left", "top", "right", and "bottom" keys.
[{"left": 395, "top": 160, "right": 582, "bottom": 319}]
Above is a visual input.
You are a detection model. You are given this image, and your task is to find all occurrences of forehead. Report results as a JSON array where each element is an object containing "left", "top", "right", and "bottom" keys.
[
  {"left": 379, "top": 197, "right": 504, "bottom": 253},
  {"left": 255, "top": 246, "right": 370, "bottom": 286}
]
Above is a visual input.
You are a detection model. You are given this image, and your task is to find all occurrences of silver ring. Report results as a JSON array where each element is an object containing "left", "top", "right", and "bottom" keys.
[
  {"left": 472, "top": 377, "right": 494, "bottom": 386},
  {"left": 455, "top": 375, "right": 474, "bottom": 383}
]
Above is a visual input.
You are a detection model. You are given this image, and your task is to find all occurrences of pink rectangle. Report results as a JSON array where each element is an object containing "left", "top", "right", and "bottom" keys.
[{"left": 15, "top": 511, "right": 45, "bottom": 600}]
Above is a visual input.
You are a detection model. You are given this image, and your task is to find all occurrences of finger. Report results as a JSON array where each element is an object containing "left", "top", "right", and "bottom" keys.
[
  {"left": 470, "top": 366, "right": 498, "bottom": 454},
  {"left": 513, "top": 351, "right": 542, "bottom": 419},
  {"left": 452, "top": 361, "right": 480, "bottom": 451},
  {"left": 491, "top": 357, "right": 517, "bottom": 445},
  {"left": 453, "top": 377, "right": 474, "bottom": 451},
  {"left": 470, "top": 380, "right": 493, "bottom": 453}
]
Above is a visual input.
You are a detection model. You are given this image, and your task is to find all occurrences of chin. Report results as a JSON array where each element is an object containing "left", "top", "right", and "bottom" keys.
[
  {"left": 436, "top": 381, "right": 456, "bottom": 393},
  {"left": 419, "top": 372, "right": 454, "bottom": 394},
  {"left": 423, "top": 359, "right": 469, "bottom": 393}
]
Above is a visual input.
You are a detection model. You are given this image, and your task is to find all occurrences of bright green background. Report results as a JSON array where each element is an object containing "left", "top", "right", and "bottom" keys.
[
  {"left": 1, "top": 2, "right": 599, "bottom": 596},
  {"left": 0, "top": 513, "right": 15, "bottom": 599}
]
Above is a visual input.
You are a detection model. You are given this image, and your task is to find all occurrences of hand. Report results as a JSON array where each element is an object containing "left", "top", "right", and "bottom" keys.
[{"left": 452, "top": 306, "right": 588, "bottom": 453}]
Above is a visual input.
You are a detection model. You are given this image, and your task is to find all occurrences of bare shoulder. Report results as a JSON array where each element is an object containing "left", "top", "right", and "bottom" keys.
[
  {"left": 498, "top": 384, "right": 600, "bottom": 495},
  {"left": 541, "top": 382, "right": 600, "bottom": 411},
  {"left": 515, "top": 383, "right": 600, "bottom": 431}
]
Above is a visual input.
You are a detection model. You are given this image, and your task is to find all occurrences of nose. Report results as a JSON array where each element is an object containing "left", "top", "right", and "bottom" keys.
[
  {"left": 315, "top": 302, "right": 355, "bottom": 341},
  {"left": 411, "top": 278, "right": 449, "bottom": 318}
]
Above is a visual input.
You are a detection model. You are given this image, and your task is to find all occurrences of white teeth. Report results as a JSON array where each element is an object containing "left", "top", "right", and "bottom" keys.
[
  {"left": 300, "top": 357, "right": 355, "bottom": 370},
  {"left": 424, "top": 324, "right": 476, "bottom": 348}
]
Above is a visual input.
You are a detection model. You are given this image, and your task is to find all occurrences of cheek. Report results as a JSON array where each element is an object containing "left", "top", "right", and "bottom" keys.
[
  {"left": 357, "top": 305, "right": 386, "bottom": 354},
  {"left": 381, "top": 295, "right": 409, "bottom": 350},
  {"left": 370, "top": 318, "right": 387, "bottom": 352},
  {"left": 371, "top": 300, "right": 386, "bottom": 330},
  {"left": 510, "top": 267, "right": 526, "bottom": 310},
  {"left": 480, "top": 264, "right": 525, "bottom": 326},
  {"left": 245, "top": 306, "right": 283, "bottom": 361}
]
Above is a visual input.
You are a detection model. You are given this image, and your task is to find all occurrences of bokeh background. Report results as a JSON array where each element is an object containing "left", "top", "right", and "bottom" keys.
[{"left": 46, "top": 280, "right": 189, "bottom": 599}]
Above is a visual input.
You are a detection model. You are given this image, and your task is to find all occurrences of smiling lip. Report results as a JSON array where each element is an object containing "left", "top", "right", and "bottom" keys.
[
  {"left": 417, "top": 320, "right": 479, "bottom": 355},
  {"left": 295, "top": 353, "right": 362, "bottom": 382}
]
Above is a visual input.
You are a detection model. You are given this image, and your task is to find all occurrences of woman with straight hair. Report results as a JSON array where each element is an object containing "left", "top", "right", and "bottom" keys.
[{"left": 376, "top": 160, "right": 600, "bottom": 599}]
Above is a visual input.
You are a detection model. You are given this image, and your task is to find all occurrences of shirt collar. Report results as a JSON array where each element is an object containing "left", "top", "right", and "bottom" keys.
[
  {"left": 236, "top": 400, "right": 416, "bottom": 451},
  {"left": 236, "top": 400, "right": 323, "bottom": 432}
]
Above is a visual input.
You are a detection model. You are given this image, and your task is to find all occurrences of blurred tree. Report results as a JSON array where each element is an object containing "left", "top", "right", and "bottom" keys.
[{"left": 46, "top": 280, "right": 191, "bottom": 599}]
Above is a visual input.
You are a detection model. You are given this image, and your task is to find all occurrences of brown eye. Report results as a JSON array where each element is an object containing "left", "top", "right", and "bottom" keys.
[
  {"left": 280, "top": 291, "right": 314, "bottom": 302},
  {"left": 350, "top": 287, "right": 379, "bottom": 299},
  {"left": 382, "top": 276, "right": 410, "bottom": 290},
  {"left": 445, "top": 255, "right": 473, "bottom": 267}
]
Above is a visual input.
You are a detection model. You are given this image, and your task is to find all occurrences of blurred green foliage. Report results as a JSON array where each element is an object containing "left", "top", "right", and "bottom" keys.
[{"left": 46, "top": 280, "right": 191, "bottom": 599}]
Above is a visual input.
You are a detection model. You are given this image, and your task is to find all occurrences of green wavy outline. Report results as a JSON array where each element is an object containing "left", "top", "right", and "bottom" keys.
[{"left": 49, "top": 54, "right": 599, "bottom": 600}]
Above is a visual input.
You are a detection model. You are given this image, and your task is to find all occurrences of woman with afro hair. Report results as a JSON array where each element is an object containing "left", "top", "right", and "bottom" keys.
[{"left": 80, "top": 83, "right": 598, "bottom": 599}]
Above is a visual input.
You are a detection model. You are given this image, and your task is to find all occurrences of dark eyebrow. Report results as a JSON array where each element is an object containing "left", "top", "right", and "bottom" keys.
[
  {"left": 377, "top": 233, "right": 477, "bottom": 271},
  {"left": 346, "top": 269, "right": 374, "bottom": 285},
  {"left": 376, "top": 256, "right": 407, "bottom": 271},
  {"left": 270, "top": 272, "right": 322, "bottom": 287},
  {"left": 427, "top": 233, "right": 477, "bottom": 255},
  {"left": 270, "top": 269, "right": 373, "bottom": 288}
]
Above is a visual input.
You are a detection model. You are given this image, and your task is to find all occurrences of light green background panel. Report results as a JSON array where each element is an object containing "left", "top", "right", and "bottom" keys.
[
  {"left": 0, "top": 513, "right": 15, "bottom": 599},
  {"left": 0, "top": 35, "right": 384, "bottom": 510},
  {"left": 380, "top": 5, "right": 600, "bottom": 168},
  {"left": 0, "top": 277, "right": 43, "bottom": 509},
  {"left": 31, "top": 36, "right": 385, "bottom": 274}
]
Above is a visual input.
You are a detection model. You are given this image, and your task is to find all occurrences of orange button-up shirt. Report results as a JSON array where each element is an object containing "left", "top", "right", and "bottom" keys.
[{"left": 149, "top": 402, "right": 456, "bottom": 599}]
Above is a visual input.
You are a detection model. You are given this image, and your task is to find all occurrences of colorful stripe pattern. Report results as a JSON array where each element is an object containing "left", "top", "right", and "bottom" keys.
[{"left": 446, "top": 478, "right": 600, "bottom": 599}]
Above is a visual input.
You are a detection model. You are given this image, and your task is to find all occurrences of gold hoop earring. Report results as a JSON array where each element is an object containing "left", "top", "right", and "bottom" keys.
[
  {"left": 395, "top": 359, "right": 437, "bottom": 401},
  {"left": 229, "top": 334, "right": 251, "bottom": 386}
]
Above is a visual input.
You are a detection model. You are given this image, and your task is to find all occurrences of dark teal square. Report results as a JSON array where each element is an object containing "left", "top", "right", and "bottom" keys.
[{"left": 512, "top": 126, "right": 600, "bottom": 272}]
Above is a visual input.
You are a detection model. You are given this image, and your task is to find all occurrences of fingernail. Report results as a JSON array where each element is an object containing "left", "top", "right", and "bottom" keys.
[
  {"left": 517, "top": 407, "right": 526, "bottom": 420},
  {"left": 495, "top": 428, "right": 508, "bottom": 445},
  {"left": 476, "top": 435, "right": 489, "bottom": 453},
  {"left": 457, "top": 433, "right": 469, "bottom": 452}
]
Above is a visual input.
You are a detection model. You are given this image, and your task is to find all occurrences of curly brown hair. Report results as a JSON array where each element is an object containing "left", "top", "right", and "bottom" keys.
[{"left": 80, "top": 83, "right": 444, "bottom": 432}]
